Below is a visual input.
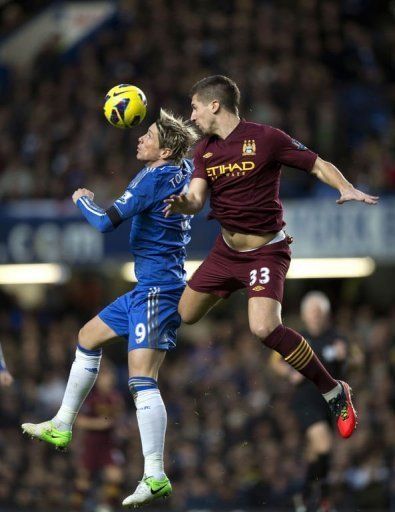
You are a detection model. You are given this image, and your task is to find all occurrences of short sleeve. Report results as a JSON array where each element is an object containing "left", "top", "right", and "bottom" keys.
[{"left": 269, "top": 127, "right": 317, "bottom": 172}]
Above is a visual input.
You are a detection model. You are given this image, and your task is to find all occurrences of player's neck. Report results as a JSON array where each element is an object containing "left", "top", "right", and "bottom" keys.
[
  {"left": 213, "top": 113, "right": 240, "bottom": 140},
  {"left": 146, "top": 158, "right": 169, "bottom": 169}
]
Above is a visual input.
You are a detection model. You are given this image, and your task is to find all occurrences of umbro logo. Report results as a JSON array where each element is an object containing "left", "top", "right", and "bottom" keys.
[
  {"left": 252, "top": 285, "right": 265, "bottom": 291},
  {"left": 203, "top": 152, "right": 213, "bottom": 159}
]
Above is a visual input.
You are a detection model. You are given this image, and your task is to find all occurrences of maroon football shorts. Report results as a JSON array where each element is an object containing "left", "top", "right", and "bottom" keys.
[{"left": 188, "top": 234, "right": 291, "bottom": 303}]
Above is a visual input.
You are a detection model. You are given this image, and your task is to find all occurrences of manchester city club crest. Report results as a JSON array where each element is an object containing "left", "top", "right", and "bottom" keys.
[{"left": 242, "top": 139, "right": 256, "bottom": 156}]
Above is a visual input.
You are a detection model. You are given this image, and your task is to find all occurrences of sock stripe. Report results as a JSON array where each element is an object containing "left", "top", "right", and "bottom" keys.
[
  {"left": 293, "top": 349, "right": 314, "bottom": 370},
  {"left": 128, "top": 377, "right": 157, "bottom": 385},
  {"left": 77, "top": 344, "right": 102, "bottom": 356},
  {"left": 284, "top": 338, "right": 307, "bottom": 363},
  {"left": 285, "top": 338, "right": 314, "bottom": 370},
  {"left": 129, "top": 376, "right": 158, "bottom": 396},
  {"left": 289, "top": 343, "right": 313, "bottom": 367}
]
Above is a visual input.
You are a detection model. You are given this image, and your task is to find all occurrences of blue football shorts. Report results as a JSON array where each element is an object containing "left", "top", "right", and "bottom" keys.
[{"left": 98, "top": 284, "right": 184, "bottom": 351}]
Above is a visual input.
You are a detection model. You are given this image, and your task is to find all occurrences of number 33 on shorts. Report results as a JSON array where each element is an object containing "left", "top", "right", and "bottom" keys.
[{"left": 249, "top": 267, "right": 270, "bottom": 286}]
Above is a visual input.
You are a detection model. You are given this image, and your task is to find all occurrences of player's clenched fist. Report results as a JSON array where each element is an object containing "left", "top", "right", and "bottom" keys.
[{"left": 72, "top": 188, "right": 94, "bottom": 204}]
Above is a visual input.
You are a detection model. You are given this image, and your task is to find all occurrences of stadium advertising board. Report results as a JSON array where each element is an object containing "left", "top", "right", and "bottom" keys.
[{"left": 1, "top": 199, "right": 394, "bottom": 263}]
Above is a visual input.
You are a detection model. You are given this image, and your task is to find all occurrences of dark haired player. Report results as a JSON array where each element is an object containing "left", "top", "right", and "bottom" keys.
[{"left": 164, "top": 75, "right": 378, "bottom": 439}]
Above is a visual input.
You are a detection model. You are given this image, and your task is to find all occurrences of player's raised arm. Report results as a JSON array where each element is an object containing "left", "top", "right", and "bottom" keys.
[
  {"left": 163, "top": 177, "right": 208, "bottom": 216},
  {"left": 72, "top": 187, "right": 116, "bottom": 233},
  {"left": 311, "top": 156, "right": 379, "bottom": 205},
  {"left": 73, "top": 174, "right": 155, "bottom": 233}
]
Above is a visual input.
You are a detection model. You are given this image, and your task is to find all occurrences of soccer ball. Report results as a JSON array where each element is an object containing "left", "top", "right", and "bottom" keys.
[{"left": 103, "top": 84, "right": 147, "bottom": 128}]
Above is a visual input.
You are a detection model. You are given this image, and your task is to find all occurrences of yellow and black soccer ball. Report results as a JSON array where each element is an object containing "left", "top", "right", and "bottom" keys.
[{"left": 103, "top": 84, "right": 147, "bottom": 128}]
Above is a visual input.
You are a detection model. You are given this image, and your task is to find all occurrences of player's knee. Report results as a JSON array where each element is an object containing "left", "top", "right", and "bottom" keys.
[
  {"left": 178, "top": 304, "right": 199, "bottom": 325},
  {"left": 78, "top": 325, "right": 95, "bottom": 350},
  {"left": 179, "top": 311, "right": 198, "bottom": 325},
  {"left": 250, "top": 322, "right": 280, "bottom": 343}
]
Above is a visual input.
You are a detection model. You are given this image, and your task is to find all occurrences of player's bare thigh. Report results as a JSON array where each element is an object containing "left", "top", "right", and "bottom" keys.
[
  {"left": 248, "top": 296, "right": 282, "bottom": 340},
  {"left": 178, "top": 285, "right": 222, "bottom": 324},
  {"left": 128, "top": 348, "right": 166, "bottom": 380},
  {"left": 78, "top": 315, "right": 118, "bottom": 350}
]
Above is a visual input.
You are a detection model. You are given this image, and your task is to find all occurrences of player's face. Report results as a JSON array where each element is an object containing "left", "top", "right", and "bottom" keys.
[
  {"left": 190, "top": 94, "right": 215, "bottom": 135},
  {"left": 136, "top": 124, "right": 162, "bottom": 162}
]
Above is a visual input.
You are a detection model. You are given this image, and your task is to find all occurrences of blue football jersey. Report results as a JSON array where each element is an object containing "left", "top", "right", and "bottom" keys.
[{"left": 77, "top": 159, "right": 193, "bottom": 286}]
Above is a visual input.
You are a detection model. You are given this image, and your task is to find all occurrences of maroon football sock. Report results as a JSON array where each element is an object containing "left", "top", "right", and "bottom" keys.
[{"left": 263, "top": 324, "right": 337, "bottom": 394}]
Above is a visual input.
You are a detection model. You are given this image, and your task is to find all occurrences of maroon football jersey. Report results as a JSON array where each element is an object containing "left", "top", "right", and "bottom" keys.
[{"left": 192, "top": 121, "right": 317, "bottom": 234}]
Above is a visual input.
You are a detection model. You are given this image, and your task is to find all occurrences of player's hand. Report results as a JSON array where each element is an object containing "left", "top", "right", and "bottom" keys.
[
  {"left": 0, "top": 369, "right": 13, "bottom": 387},
  {"left": 72, "top": 188, "right": 94, "bottom": 204},
  {"left": 337, "top": 187, "right": 379, "bottom": 205},
  {"left": 333, "top": 339, "right": 347, "bottom": 361},
  {"left": 162, "top": 194, "right": 189, "bottom": 217}
]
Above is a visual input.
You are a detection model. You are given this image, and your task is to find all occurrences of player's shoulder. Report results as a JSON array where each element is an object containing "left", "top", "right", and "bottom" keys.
[
  {"left": 153, "top": 160, "right": 193, "bottom": 189},
  {"left": 153, "top": 159, "right": 192, "bottom": 177},
  {"left": 241, "top": 120, "right": 283, "bottom": 139},
  {"left": 193, "top": 136, "right": 212, "bottom": 158},
  {"left": 127, "top": 166, "right": 157, "bottom": 189}
]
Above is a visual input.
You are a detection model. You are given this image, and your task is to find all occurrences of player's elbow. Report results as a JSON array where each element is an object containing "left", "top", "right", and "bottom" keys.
[
  {"left": 98, "top": 218, "right": 115, "bottom": 233},
  {"left": 100, "top": 223, "right": 114, "bottom": 233},
  {"left": 311, "top": 156, "right": 331, "bottom": 178}
]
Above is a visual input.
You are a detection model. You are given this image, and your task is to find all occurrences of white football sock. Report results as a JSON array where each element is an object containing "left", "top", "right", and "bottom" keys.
[
  {"left": 53, "top": 345, "right": 102, "bottom": 431},
  {"left": 134, "top": 388, "right": 167, "bottom": 480},
  {"left": 322, "top": 382, "right": 342, "bottom": 402}
]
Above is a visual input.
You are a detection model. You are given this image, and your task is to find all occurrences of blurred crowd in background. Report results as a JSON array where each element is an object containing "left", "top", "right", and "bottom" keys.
[
  {"left": 0, "top": 0, "right": 395, "bottom": 203},
  {"left": 0, "top": 278, "right": 394, "bottom": 511}
]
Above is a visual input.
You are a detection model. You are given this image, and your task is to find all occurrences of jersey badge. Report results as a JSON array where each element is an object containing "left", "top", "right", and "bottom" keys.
[
  {"left": 252, "top": 285, "right": 265, "bottom": 292},
  {"left": 117, "top": 190, "right": 133, "bottom": 204},
  {"left": 242, "top": 140, "right": 256, "bottom": 156},
  {"left": 291, "top": 138, "right": 307, "bottom": 150},
  {"left": 203, "top": 152, "right": 213, "bottom": 159}
]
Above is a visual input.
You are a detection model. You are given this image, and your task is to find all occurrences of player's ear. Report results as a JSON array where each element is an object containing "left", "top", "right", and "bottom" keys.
[
  {"left": 160, "top": 147, "right": 173, "bottom": 160},
  {"left": 211, "top": 100, "right": 220, "bottom": 114}
]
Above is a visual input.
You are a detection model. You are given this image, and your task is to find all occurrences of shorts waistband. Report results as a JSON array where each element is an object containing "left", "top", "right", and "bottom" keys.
[{"left": 221, "top": 230, "right": 286, "bottom": 252}]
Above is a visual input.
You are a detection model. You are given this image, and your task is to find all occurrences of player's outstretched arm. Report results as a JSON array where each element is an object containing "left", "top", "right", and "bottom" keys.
[
  {"left": 72, "top": 188, "right": 115, "bottom": 233},
  {"left": 311, "top": 157, "right": 379, "bottom": 205},
  {"left": 163, "top": 177, "right": 208, "bottom": 217}
]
